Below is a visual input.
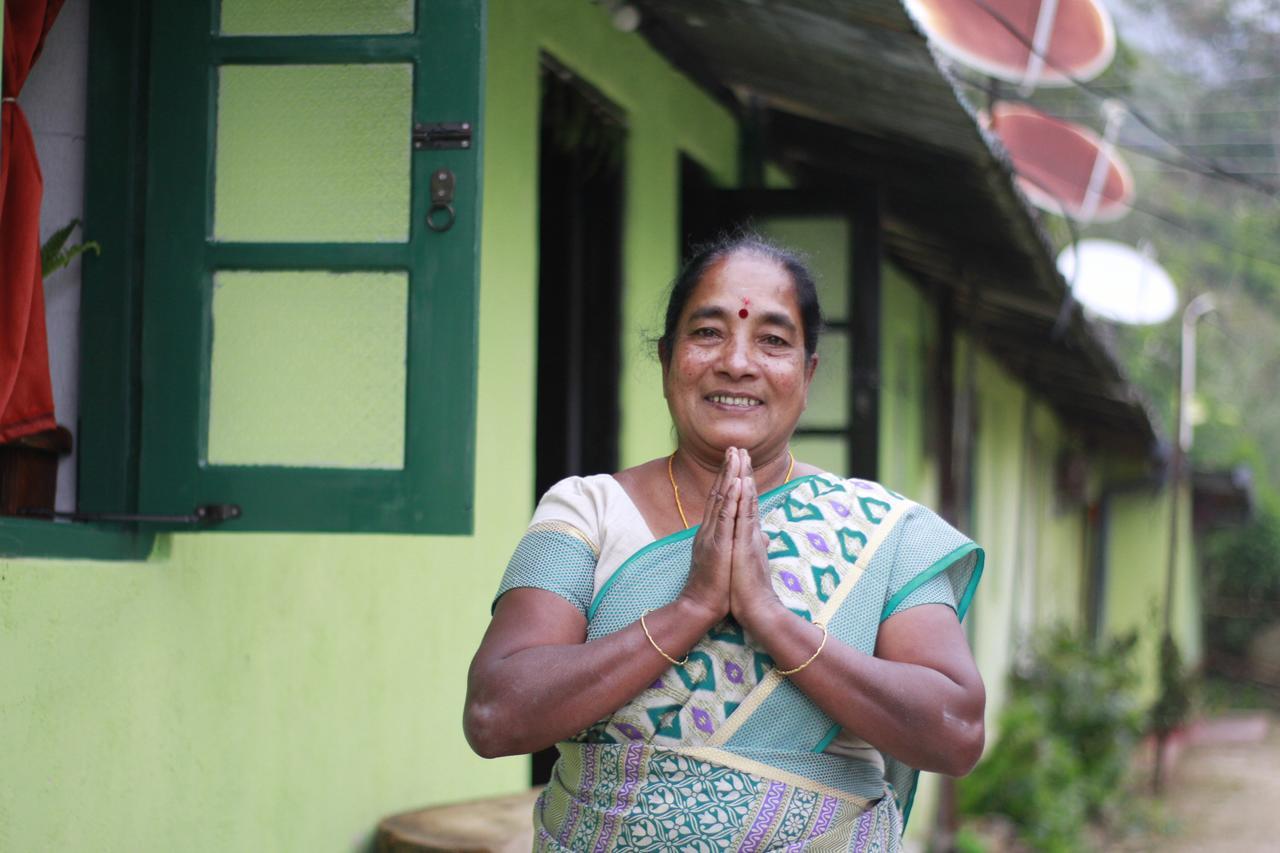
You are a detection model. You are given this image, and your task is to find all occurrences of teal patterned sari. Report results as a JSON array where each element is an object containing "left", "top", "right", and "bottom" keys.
[{"left": 499, "top": 474, "right": 983, "bottom": 852}]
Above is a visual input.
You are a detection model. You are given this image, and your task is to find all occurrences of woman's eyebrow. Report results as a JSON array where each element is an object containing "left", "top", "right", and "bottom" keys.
[
  {"left": 687, "top": 306, "right": 729, "bottom": 323},
  {"left": 688, "top": 305, "right": 796, "bottom": 333},
  {"left": 757, "top": 311, "right": 797, "bottom": 332}
]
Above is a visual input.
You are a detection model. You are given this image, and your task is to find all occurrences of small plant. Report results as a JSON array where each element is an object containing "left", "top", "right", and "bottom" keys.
[
  {"left": 1150, "top": 632, "right": 1195, "bottom": 791},
  {"left": 958, "top": 626, "right": 1143, "bottom": 852},
  {"left": 40, "top": 218, "right": 100, "bottom": 278},
  {"left": 1151, "top": 634, "right": 1194, "bottom": 735}
]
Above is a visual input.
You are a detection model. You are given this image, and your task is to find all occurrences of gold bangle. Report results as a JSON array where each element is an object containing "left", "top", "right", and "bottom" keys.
[
  {"left": 640, "top": 610, "right": 688, "bottom": 666},
  {"left": 775, "top": 622, "right": 828, "bottom": 676}
]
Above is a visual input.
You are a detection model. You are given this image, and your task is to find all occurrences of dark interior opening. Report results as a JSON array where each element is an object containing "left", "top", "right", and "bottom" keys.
[
  {"left": 679, "top": 152, "right": 718, "bottom": 257},
  {"left": 532, "top": 55, "right": 626, "bottom": 786}
]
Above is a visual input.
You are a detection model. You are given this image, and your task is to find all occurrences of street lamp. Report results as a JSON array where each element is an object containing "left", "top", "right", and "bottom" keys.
[
  {"left": 1164, "top": 292, "right": 1215, "bottom": 634},
  {"left": 1153, "top": 292, "right": 1214, "bottom": 792}
]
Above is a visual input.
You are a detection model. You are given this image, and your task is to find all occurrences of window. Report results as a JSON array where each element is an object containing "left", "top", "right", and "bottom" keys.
[{"left": 27, "top": 0, "right": 484, "bottom": 546}]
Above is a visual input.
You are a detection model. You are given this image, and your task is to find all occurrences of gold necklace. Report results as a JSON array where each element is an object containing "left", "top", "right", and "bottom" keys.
[{"left": 668, "top": 450, "right": 795, "bottom": 530}]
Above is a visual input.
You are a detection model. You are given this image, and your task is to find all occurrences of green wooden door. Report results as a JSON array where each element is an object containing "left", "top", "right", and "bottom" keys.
[{"left": 139, "top": 0, "right": 483, "bottom": 532}]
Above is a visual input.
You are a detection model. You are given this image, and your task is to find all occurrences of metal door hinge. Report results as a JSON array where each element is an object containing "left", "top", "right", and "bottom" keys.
[{"left": 413, "top": 121, "right": 473, "bottom": 150}]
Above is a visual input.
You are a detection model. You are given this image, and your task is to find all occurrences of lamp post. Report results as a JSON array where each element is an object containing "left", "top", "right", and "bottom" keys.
[
  {"left": 1164, "top": 292, "right": 1214, "bottom": 635},
  {"left": 1154, "top": 292, "right": 1214, "bottom": 792}
]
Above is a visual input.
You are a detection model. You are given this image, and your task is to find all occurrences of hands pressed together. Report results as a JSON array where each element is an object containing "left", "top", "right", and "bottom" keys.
[{"left": 678, "top": 447, "right": 786, "bottom": 632}]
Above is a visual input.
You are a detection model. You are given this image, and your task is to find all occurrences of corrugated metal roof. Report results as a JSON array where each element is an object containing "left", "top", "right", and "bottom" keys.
[{"left": 631, "top": 0, "right": 1161, "bottom": 455}]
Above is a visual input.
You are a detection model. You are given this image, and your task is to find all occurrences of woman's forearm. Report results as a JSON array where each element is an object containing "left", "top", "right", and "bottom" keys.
[
  {"left": 740, "top": 604, "right": 985, "bottom": 776},
  {"left": 464, "top": 594, "right": 720, "bottom": 757}
]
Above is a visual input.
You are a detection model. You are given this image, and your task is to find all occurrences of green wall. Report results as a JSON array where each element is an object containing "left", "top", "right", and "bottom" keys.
[
  {"left": 876, "top": 263, "right": 945, "bottom": 842},
  {"left": 966, "top": 344, "right": 1028, "bottom": 730},
  {"left": 1103, "top": 479, "right": 1202, "bottom": 699},
  {"left": 0, "top": 3, "right": 736, "bottom": 850},
  {"left": 1029, "top": 406, "right": 1088, "bottom": 631},
  {"left": 879, "top": 263, "right": 938, "bottom": 505}
]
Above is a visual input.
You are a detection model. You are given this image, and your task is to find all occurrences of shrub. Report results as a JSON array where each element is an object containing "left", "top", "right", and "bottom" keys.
[{"left": 958, "top": 626, "right": 1143, "bottom": 851}]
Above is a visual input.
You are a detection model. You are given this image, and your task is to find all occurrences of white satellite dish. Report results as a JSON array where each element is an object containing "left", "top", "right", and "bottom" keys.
[{"left": 1056, "top": 239, "right": 1178, "bottom": 325}]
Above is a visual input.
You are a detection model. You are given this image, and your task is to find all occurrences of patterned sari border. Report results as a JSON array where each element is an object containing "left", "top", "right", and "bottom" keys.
[
  {"left": 592, "top": 742, "right": 645, "bottom": 853},
  {"left": 676, "top": 746, "right": 875, "bottom": 808},
  {"left": 878, "top": 541, "right": 980, "bottom": 622}
]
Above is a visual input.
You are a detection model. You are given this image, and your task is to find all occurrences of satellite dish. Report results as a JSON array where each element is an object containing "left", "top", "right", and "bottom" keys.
[
  {"left": 984, "top": 101, "right": 1134, "bottom": 223},
  {"left": 1057, "top": 239, "right": 1179, "bottom": 325},
  {"left": 905, "top": 0, "right": 1116, "bottom": 90}
]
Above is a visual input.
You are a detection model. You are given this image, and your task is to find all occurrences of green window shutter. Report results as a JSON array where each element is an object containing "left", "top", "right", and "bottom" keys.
[{"left": 135, "top": 0, "right": 483, "bottom": 533}]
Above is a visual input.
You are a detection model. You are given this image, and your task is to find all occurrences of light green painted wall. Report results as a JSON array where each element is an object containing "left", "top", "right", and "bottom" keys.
[
  {"left": 877, "top": 262, "right": 943, "bottom": 844},
  {"left": 1103, "top": 479, "right": 1202, "bottom": 700},
  {"left": 879, "top": 262, "right": 938, "bottom": 505},
  {"left": 966, "top": 344, "right": 1027, "bottom": 732},
  {"left": 0, "top": 3, "right": 736, "bottom": 851},
  {"left": 1029, "top": 405, "right": 1087, "bottom": 632}
]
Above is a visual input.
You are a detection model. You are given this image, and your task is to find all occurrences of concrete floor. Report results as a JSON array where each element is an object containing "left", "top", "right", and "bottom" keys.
[{"left": 1125, "top": 714, "right": 1279, "bottom": 852}]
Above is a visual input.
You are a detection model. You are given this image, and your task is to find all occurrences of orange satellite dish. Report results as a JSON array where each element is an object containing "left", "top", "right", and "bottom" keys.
[
  {"left": 905, "top": 0, "right": 1116, "bottom": 89},
  {"left": 984, "top": 101, "right": 1134, "bottom": 222}
]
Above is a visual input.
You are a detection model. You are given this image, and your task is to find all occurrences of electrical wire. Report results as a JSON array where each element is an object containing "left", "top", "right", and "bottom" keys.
[
  {"left": 1122, "top": 200, "right": 1280, "bottom": 273},
  {"left": 959, "top": 0, "right": 1280, "bottom": 198},
  {"left": 955, "top": 75, "right": 1280, "bottom": 191},
  {"left": 958, "top": 81, "right": 1280, "bottom": 274}
]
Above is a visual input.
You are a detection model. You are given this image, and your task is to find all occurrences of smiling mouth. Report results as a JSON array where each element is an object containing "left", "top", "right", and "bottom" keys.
[{"left": 706, "top": 394, "right": 763, "bottom": 408}]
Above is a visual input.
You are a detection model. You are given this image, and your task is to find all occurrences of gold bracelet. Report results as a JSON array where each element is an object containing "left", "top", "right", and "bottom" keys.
[
  {"left": 640, "top": 610, "right": 689, "bottom": 666},
  {"left": 774, "top": 622, "right": 828, "bottom": 676}
]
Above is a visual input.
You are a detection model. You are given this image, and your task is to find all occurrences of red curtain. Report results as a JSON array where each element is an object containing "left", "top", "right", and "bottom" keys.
[{"left": 0, "top": 0, "right": 64, "bottom": 443}]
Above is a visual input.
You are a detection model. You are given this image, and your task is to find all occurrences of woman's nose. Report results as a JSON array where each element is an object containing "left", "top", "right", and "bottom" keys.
[{"left": 718, "top": 334, "right": 756, "bottom": 376}]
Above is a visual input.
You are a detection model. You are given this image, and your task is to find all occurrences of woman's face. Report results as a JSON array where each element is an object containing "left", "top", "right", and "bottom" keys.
[{"left": 663, "top": 251, "right": 818, "bottom": 465}]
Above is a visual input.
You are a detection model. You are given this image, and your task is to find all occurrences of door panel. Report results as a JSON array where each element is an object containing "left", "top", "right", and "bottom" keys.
[
  {"left": 220, "top": 0, "right": 415, "bottom": 36},
  {"left": 213, "top": 63, "right": 413, "bottom": 243}
]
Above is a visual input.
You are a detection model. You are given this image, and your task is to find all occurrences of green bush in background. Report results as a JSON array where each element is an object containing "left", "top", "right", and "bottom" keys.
[
  {"left": 1202, "top": 510, "right": 1280, "bottom": 663},
  {"left": 959, "top": 627, "right": 1143, "bottom": 852}
]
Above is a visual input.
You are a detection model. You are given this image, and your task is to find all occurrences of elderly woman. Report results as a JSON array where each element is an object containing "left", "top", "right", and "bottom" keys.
[{"left": 465, "top": 235, "right": 986, "bottom": 851}]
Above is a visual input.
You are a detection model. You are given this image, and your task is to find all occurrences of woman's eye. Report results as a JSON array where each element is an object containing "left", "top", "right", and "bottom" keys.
[
  {"left": 762, "top": 334, "right": 790, "bottom": 346},
  {"left": 692, "top": 327, "right": 721, "bottom": 338}
]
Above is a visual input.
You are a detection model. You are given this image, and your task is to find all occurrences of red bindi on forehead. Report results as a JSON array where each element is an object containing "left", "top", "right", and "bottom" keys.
[{"left": 739, "top": 297, "right": 750, "bottom": 319}]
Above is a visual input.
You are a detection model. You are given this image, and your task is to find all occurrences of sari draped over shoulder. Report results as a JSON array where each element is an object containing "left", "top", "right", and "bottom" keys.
[{"left": 494, "top": 473, "right": 984, "bottom": 852}]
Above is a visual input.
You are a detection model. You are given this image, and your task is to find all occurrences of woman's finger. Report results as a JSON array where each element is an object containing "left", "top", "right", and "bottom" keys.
[
  {"left": 735, "top": 472, "right": 758, "bottom": 531},
  {"left": 699, "top": 447, "right": 734, "bottom": 535},
  {"left": 716, "top": 478, "right": 741, "bottom": 545}
]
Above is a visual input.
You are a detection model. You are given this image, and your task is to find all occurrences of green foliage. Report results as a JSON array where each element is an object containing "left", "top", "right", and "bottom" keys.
[
  {"left": 1201, "top": 674, "right": 1278, "bottom": 712},
  {"left": 951, "top": 825, "right": 990, "bottom": 853},
  {"left": 959, "top": 627, "right": 1143, "bottom": 852},
  {"left": 959, "top": 694, "right": 1087, "bottom": 852},
  {"left": 40, "top": 218, "right": 100, "bottom": 279},
  {"left": 1150, "top": 634, "right": 1194, "bottom": 736},
  {"left": 1202, "top": 508, "right": 1280, "bottom": 658}
]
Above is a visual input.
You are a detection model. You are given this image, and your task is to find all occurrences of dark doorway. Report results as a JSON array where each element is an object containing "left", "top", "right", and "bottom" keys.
[
  {"left": 532, "top": 55, "right": 626, "bottom": 785},
  {"left": 679, "top": 153, "right": 717, "bottom": 258}
]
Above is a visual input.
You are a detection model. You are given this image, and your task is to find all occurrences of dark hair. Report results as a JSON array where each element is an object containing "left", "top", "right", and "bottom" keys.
[{"left": 660, "top": 232, "right": 824, "bottom": 359}]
